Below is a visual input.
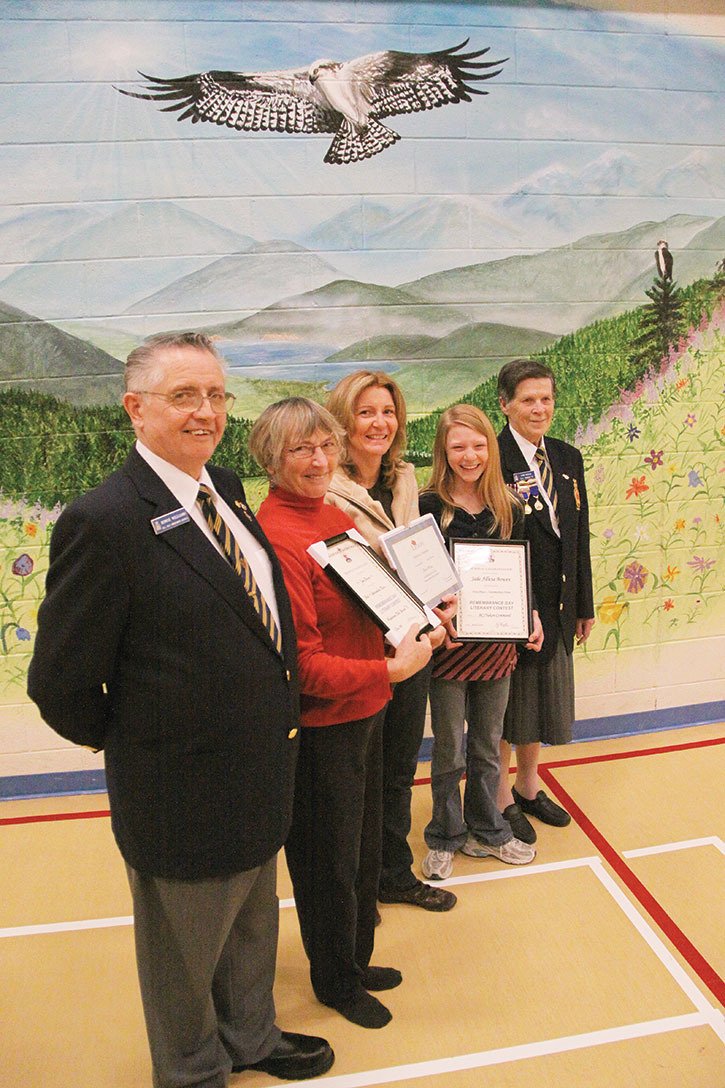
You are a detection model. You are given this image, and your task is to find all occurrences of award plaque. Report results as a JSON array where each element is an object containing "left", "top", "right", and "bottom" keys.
[
  {"left": 380, "top": 513, "right": 462, "bottom": 608},
  {"left": 450, "top": 538, "right": 532, "bottom": 642},
  {"left": 307, "top": 530, "right": 439, "bottom": 647}
]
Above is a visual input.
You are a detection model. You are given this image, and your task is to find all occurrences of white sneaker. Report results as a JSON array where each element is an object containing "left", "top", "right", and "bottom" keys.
[
  {"left": 422, "top": 848, "right": 455, "bottom": 880},
  {"left": 461, "top": 835, "right": 536, "bottom": 865}
]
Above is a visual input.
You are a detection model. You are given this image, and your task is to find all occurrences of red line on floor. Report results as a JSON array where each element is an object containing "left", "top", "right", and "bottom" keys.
[
  {"left": 540, "top": 735, "right": 725, "bottom": 770},
  {"left": 0, "top": 809, "right": 110, "bottom": 826},
  {"left": 538, "top": 765, "right": 725, "bottom": 1008},
  {"left": 412, "top": 734, "right": 725, "bottom": 788}
]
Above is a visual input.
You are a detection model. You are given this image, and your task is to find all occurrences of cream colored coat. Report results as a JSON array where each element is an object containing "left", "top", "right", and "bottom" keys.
[{"left": 325, "top": 462, "right": 419, "bottom": 554}]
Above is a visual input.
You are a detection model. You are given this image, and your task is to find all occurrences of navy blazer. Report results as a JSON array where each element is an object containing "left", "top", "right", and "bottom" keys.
[
  {"left": 498, "top": 426, "right": 594, "bottom": 664},
  {"left": 28, "top": 448, "right": 300, "bottom": 880}
]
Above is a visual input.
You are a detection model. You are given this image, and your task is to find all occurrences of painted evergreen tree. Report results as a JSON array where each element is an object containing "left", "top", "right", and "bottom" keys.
[{"left": 629, "top": 274, "right": 684, "bottom": 370}]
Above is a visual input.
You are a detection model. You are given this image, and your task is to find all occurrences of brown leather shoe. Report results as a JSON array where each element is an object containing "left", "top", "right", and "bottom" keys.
[{"left": 378, "top": 879, "right": 456, "bottom": 911}]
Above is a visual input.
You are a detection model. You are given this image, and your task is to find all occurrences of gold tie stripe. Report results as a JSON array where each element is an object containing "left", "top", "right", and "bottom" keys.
[
  {"left": 197, "top": 484, "right": 283, "bottom": 655},
  {"left": 534, "top": 446, "right": 559, "bottom": 516}
]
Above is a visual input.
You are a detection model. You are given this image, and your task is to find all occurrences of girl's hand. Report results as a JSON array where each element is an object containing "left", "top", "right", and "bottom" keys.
[
  {"left": 526, "top": 610, "right": 544, "bottom": 652},
  {"left": 433, "top": 595, "right": 458, "bottom": 626}
]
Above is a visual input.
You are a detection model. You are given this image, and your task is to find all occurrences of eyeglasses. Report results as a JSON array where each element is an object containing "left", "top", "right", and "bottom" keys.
[
  {"left": 286, "top": 438, "right": 339, "bottom": 461},
  {"left": 136, "top": 390, "right": 236, "bottom": 414}
]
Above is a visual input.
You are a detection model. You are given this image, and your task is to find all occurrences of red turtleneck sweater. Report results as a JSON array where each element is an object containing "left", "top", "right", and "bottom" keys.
[{"left": 257, "top": 487, "right": 391, "bottom": 727}]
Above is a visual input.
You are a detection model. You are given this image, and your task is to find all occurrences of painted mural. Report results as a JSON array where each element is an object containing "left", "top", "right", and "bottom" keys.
[{"left": 1, "top": 0, "right": 723, "bottom": 769}]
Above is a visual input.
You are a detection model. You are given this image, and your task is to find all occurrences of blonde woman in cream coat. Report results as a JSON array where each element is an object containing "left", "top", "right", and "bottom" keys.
[{"left": 326, "top": 370, "right": 457, "bottom": 914}]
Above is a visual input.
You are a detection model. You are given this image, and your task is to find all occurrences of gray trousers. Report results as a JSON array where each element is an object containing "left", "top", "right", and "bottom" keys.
[
  {"left": 126, "top": 855, "right": 281, "bottom": 1088},
  {"left": 425, "top": 674, "right": 512, "bottom": 852}
]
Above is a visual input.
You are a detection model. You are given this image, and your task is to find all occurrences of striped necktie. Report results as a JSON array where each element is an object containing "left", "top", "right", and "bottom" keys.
[
  {"left": 534, "top": 446, "right": 558, "bottom": 517},
  {"left": 197, "top": 484, "right": 283, "bottom": 655}
]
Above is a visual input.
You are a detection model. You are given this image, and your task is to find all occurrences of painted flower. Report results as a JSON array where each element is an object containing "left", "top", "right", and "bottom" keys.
[
  {"left": 693, "top": 516, "right": 702, "bottom": 525},
  {"left": 15, "top": 627, "right": 31, "bottom": 641},
  {"left": 663, "top": 599, "right": 674, "bottom": 611},
  {"left": 597, "top": 596, "right": 626, "bottom": 624},
  {"left": 676, "top": 378, "right": 689, "bottom": 391},
  {"left": 684, "top": 413, "right": 696, "bottom": 428},
  {"left": 688, "top": 470, "right": 703, "bottom": 487},
  {"left": 626, "top": 423, "right": 640, "bottom": 442},
  {"left": 623, "top": 561, "right": 648, "bottom": 594},
  {"left": 667, "top": 463, "right": 677, "bottom": 474},
  {"left": 687, "top": 555, "right": 715, "bottom": 573},
  {"left": 674, "top": 519, "right": 686, "bottom": 531},
  {"left": 626, "top": 476, "right": 649, "bottom": 500},
  {"left": 593, "top": 463, "right": 605, "bottom": 485},
  {"left": 11, "top": 553, "right": 34, "bottom": 576},
  {"left": 602, "top": 528, "right": 614, "bottom": 540},
  {"left": 715, "top": 515, "right": 721, "bottom": 525},
  {"left": 24, "top": 522, "right": 38, "bottom": 537},
  {"left": 644, "top": 449, "right": 664, "bottom": 471},
  {"left": 664, "top": 565, "right": 680, "bottom": 582}
]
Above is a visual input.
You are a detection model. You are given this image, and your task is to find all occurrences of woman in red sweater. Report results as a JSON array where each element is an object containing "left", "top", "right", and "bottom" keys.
[{"left": 250, "top": 397, "right": 432, "bottom": 1029}]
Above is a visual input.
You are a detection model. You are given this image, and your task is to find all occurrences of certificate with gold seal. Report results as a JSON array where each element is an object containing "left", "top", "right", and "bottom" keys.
[
  {"left": 450, "top": 538, "right": 532, "bottom": 642},
  {"left": 307, "top": 530, "right": 440, "bottom": 647},
  {"left": 380, "top": 513, "right": 462, "bottom": 608}
]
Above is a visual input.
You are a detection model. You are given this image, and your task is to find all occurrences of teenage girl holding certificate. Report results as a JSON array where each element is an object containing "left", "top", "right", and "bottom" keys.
[{"left": 418, "top": 405, "right": 543, "bottom": 879}]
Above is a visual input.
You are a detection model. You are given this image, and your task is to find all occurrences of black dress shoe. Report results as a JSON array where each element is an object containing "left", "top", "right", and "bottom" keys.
[
  {"left": 232, "top": 1031, "right": 334, "bottom": 1079},
  {"left": 378, "top": 879, "right": 457, "bottom": 911},
  {"left": 512, "top": 787, "right": 571, "bottom": 827},
  {"left": 502, "top": 802, "right": 537, "bottom": 844}
]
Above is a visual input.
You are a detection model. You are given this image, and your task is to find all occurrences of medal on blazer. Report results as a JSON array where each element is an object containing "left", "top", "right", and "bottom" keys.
[
  {"left": 512, "top": 470, "right": 539, "bottom": 514},
  {"left": 234, "top": 499, "right": 254, "bottom": 522},
  {"left": 572, "top": 478, "right": 581, "bottom": 510}
]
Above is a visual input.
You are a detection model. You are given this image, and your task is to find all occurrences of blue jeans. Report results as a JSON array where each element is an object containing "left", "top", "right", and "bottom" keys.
[{"left": 424, "top": 674, "right": 512, "bottom": 852}]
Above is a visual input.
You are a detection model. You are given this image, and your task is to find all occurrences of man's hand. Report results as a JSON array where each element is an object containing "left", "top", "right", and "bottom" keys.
[
  {"left": 575, "top": 617, "right": 595, "bottom": 645},
  {"left": 387, "top": 624, "right": 432, "bottom": 683},
  {"left": 525, "top": 610, "right": 544, "bottom": 652}
]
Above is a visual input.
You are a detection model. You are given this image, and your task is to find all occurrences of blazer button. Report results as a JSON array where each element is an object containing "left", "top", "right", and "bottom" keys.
[
  {"left": 286, "top": 669, "right": 291, "bottom": 681},
  {"left": 288, "top": 727, "right": 298, "bottom": 739},
  {"left": 562, "top": 573, "right": 566, "bottom": 582},
  {"left": 560, "top": 602, "right": 564, "bottom": 611}
]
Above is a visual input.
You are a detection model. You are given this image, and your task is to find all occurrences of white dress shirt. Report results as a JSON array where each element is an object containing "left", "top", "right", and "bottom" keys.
[
  {"left": 508, "top": 426, "right": 560, "bottom": 538},
  {"left": 136, "top": 441, "right": 281, "bottom": 629}
]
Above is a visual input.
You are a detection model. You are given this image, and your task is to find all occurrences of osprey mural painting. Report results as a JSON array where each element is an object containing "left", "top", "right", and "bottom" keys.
[{"left": 116, "top": 40, "right": 506, "bottom": 164}]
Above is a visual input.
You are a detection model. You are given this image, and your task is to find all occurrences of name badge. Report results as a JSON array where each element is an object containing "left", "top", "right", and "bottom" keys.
[
  {"left": 151, "top": 507, "right": 191, "bottom": 535},
  {"left": 513, "top": 470, "right": 536, "bottom": 491}
]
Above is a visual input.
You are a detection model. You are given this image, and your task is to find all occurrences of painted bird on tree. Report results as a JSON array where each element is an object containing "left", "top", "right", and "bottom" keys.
[
  {"left": 116, "top": 40, "right": 506, "bottom": 165},
  {"left": 655, "top": 240, "right": 673, "bottom": 281}
]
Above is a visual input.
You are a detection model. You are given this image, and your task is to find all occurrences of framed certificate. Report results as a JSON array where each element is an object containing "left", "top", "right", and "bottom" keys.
[
  {"left": 450, "top": 538, "right": 532, "bottom": 642},
  {"left": 307, "top": 530, "right": 439, "bottom": 647},
  {"left": 379, "top": 513, "right": 462, "bottom": 608}
]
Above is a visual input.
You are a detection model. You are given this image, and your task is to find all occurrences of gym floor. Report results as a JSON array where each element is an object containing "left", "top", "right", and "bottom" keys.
[{"left": 2, "top": 722, "right": 723, "bottom": 1087}]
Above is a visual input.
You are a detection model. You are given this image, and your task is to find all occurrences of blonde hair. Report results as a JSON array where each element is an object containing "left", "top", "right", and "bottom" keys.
[
  {"left": 422, "top": 404, "right": 519, "bottom": 537},
  {"left": 249, "top": 397, "right": 343, "bottom": 484},
  {"left": 326, "top": 370, "right": 407, "bottom": 489}
]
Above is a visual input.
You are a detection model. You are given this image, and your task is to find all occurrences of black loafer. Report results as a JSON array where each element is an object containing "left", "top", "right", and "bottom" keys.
[
  {"left": 502, "top": 802, "right": 537, "bottom": 844},
  {"left": 378, "top": 879, "right": 457, "bottom": 911},
  {"left": 232, "top": 1031, "right": 334, "bottom": 1079},
  {"left": 512, "top": 787, "right": 571, "bottom": 827}
]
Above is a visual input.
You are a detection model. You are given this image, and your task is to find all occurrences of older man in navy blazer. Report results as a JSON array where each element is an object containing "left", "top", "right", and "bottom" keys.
[
  {"left": 28, "top": 332, "right": 333, "bottom": 1087},
  {"left": 496, "top": 358, "right": 594, "bottom": 844}
]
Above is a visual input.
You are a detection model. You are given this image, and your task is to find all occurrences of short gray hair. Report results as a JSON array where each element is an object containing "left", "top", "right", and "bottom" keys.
[
  {"left": 497, "top": 358, "right": 556, "bottom": 404},
  {"left": 124, "top": 332, "right": 226, "bottom": 392},
  {"left": 249, "top": 397, "right": 344, "bottom": 482}
]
